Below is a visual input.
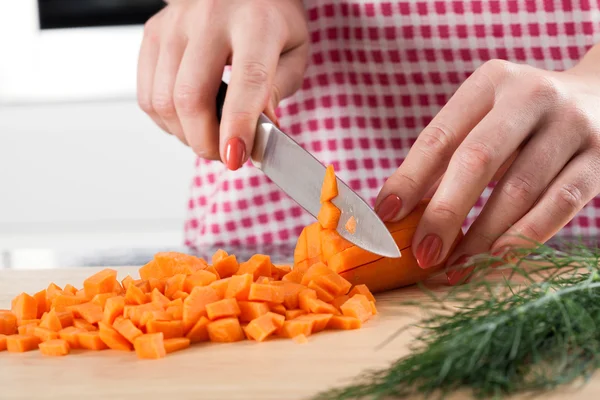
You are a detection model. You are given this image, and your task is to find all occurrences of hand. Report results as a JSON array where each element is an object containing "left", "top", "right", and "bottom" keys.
[
  {"left": 137, "top": 0, "right": 308, "bottom": 170},
  {"left": 375, "top": 54, "right": 600, "bottom": 284}
]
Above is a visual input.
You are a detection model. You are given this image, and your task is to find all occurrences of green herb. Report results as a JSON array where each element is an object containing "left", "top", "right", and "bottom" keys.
[{"left": 313, "top": 239, "right": 600, "bottom": 399}]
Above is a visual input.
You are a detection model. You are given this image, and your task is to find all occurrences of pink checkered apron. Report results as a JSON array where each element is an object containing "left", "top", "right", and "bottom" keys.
[{"left": 184, "top": 0, "right": 600, "bottom": 249}]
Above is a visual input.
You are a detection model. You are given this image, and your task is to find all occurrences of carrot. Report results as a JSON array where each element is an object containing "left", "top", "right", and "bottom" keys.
[
  {"left": 0, "top": 311, "right": 17, "bottom": 335},
  {"left": 17, "top": 318, "right": 40, "bottom": 327},
  {"left": 51, "top": 294, "right": 88, "bottom": 310},
  {"left": 279, "top": 282, "right": 305, "bottom": 310},
  {"left": 7, "top": 335, "right": 40, "bottom": 352},
  {"left": 18, "top": 324, "right": 37, "bottom": 336},
  {"left": 134, "top": 333, "right": 166, "bottom": 359},
  {"left": 165, "top": 274, "right": 187, "bottom": 299},
  {"left": 272, "top": 265, "right": 292, "bottom": 280},
  {"left": 307, "top": 281, "right": 335, "bottom": 303},
  {"left": 248, "top": 284, "right": 285, "bottom": 304},
  {"left": 327, "top": 315, "right": 362, "bottom": 330},
  {"left": 298, "top": 289, "right": 318, "bottom": 313},
  {"left": 293, "top": 334, "right": 308, "bottom": 344},
  {"left": 235, "top": 254, "right": 272, "bottom": 281},
  {"left": 113, "top": 318, "right": 143, "bottom": 344},
  {"left": 277, "top": 320, "right": 313, "bottom": 338},
  {"left": 73, "top": 318, "right": 97, "bottom": 331},
  {"left": 171, "top": 291, "right": 189, "bottom": 300},
  {"left": 46, "top": 283, "right": 64, "bottom": 306},
  {"left": 306, "top": 298, "right": 340, "bottom": 315},
  {"left": 39, "top": 309, "right": 62, "bottom": 332},
  {"left": 98, "top": 322, "right": 132, "bottom": 351},
  {"left": 59, "top": 326, "right": 84, "bottom": 349},
  {"left": 320, "top": 164, "right": 338, "bottom": 202},
  {"left": 320, "top": 229, "right": 354, "bottom": 264},
  {"left": 121, "top": 275, "right": 135, "bottom": 290},
  {"left": 33, "top": 290, "right": 47, "bottom": 318},
  {"left": 340, "top": 294, "right": 373, "bottom": 323},
  {"left": 56, "top": 310, "right": 74, "bottom": 328},
  {"left": 128, "top": 303, "right": 161, "bottom": 327},
  {"left": 203, "top": 265, "right": 221, "bottom": 279},
  {"left": 0, "top": 334, "right": 7, "bottom": 351},
  {"left": 91, "top": 293, "right": 116, "bottom": 308},
  {"left": 11, "top": 293, "right": 38, "bottom": 322},
  {"left": 69, "top": 302, "right": 104, "bottom": 324},
  {"left": 281, "top": 268, "right": 304, "bottom": 284},
  {"left": 164, "top": 337, "right": 191, "bottom": 354},
  {"left": 182, "top": 286, "right": 220, "bottom": 332},
  {"left": 244, "top": 312, "right": 285, "bottom": 342},
  {"left": 270, "top": 304, "right": 286, "bottom": 316},
  {"left": 237, "top": 301, "right": 270, "bottom": 323},
  {"left": 306, "top": 223, "right": 324, "bottom": 262},
  {"left": 225, "top": 273, "right": 253, "bottom": 300},
  {"left": 331, "top": 295, "right": 350, "bottom": 311},
  {"left": 184, "top": 270, "right": 217, "bottom": 293},
  {"left": 293, "top": 226, "right": 308, "bottom": 265},
  {"left": 148, "top": 277, "right": 166, "bottom": 294},
  {"left": 140, "top": 310, "right": 171, "bottom": 327},
  {"left": 186, "top": 316, "right": 210, "bottom": 343},
  {"left": 213, "top": 254, "right": 239, "bottom": 278},
  {"left": 327, "top": 246, "right": 382, "bottom": 274},
  {"left": 39, "top": 339, "right": 70, "bottom": 356},
  {"left": 300, "top": 263, "right": 332, "bottom": 286},
  {"left": 211, "top": 249, "right": 228, "bottom": 265},
  {"left": 296, "top": 314, "right": 333, "bottom": 333},
  {"left": 285, "top": 309, "right": 307, "bottom": 320},
  {"left": 125, "top": 281, "right": 148, "bottom": 306},
  {"left": 205, "top": 298, "right": 241, "bottom": 320},
  {"left": 147, "top": 320, "right": 184, "bottom": 339},
  {"left": 209, "top": 278, "right": 231, "bottom": 299},
  {"left": 348, "top": 284, "right": 376, "bottom": 302},
  {"left": 166, "top": 303, "right": 183, "bottom": 321},
  {"left": 33, "top": 326, "right": 60, "bottom": 342},
  {"left": 77, "top": 331, "right": 108, "bottom": 350},
  {"left": 318, "top": 201, "right": 341, "bottom": 230},
  {"left": 63, "top": 284, "right": 78, "bottom": 295},
  {"left": 103, "top": 296, "right": 125, "bottom": 325},
  {"left": 370, "top": 301, "right": 378, "bottom": 315},
  {"left": 83, "top": 269, "right": 118, "bottom": 298},
  {"left": 344, "top": 216, "right": 357, "bottom": 234},
  {"left": 207, "top": 317, "right": 245, "bottom": 342}
]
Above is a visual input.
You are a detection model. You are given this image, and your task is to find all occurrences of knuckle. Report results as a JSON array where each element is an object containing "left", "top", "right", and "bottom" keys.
[
  {"left": 473, "top": 59, "right": 512, "bottom": 87},
  {"left": 173, "top": 85, "right": 206, "bottom": 116},
  {"left": 417, "top": 123, "right": 456, "bottom": 160},
  {"left": 152, "top": 94, "right": 176, "bottom": 118},
  {"left": 518, "top": 222, "right": 544, "bottom": 242},
  {"left": 241, "top": 60, "right": 270, "bottom": 88},
  {"left": 429, "top": 200, "right": 462, "bottom": 225},
  {"left": 455, "top": 141, "right": 497, "bottom": 172},
  {"left": 550, "top": 183, "right": 583, "bottom": 215},
  {"left": 138, "top": 96, "right": 154, "bottom": 114},
  {"left": 525, "top": 74, "right": 561, "bottom": 104},
  {"left": 500, "top": 172, "right": 538, "bottom": 204},
  {"left": 468, "top": 230, "right": 496, "bottom": 248}
]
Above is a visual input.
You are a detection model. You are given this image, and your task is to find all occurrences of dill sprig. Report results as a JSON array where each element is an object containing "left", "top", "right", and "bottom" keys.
[{"left": 313, "top": 239, "right": 600, "bottom": 399}]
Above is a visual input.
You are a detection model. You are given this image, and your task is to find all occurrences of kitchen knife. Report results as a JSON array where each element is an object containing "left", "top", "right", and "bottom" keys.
[{"left": 216, "top": 81, "right": 401, "bottom": 258}]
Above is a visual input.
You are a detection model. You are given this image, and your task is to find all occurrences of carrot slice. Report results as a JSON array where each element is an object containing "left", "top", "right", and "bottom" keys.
[
  {"left": 33, "top": 326, "right": 60, "bottom": 342},
  {"left": 59, "top": 327, "right": 84, "bottom": 349},
  {"left": 121, "top": 276, "right": 135, "bottom": 290},
  {"left": 237, "top": 301, "right": 270, "bottom": 323},
  {"left": 293, "top": 226, "right": 308, "bottom": 265},
  {"left": 113, "top": 318, "right": 143, "bottom": 344},
  {"left": 147, "top": 320, "right": 184, "bottom": 339},
  {"left": 83, "top": 269, "right": 118, "bottom": 298},
  {"left": 306, "top": 298, "right": 340, "bottom": 315},
  {"left": 278, "top": 282, "right": 305, "bottom": 310},
  {"left": 148, "top": 278, "right": 166, "bottom": 294},
  {"left": 165, "top": 274, "right": 187, "bottom": 299},
  {"left": 344, "top": 216, "right": 357, "bottom": 234},
  {"left": 77, "top": 331, "right": 108, "bottom": 350},
  {"left": 39, "top": 309, "right": 62, "bottom": 332},
  {"left": 33, "top": 290, "right": 47, "bottom": 318},
  {"left": 98, "top": 322, "right": 132, "bottom": 351},
  {"left": 300, "top": 263, "right": 332, "bottom": 286},
  {"left": 17, "top": 318, "right": 40, "bottom": 327},
  {"left": 134, "top": 333, "right": 166, "bottom": 359},
  {"left": 150, "top": 288, "right": 170, "bottom": 308},
  {"left": 225, "top": 273, "right": 253, "bottom": 301},
  {"left": 295, "top": 314, "right": 333, "bottom": 333},
  {"left": 340, "top": 294, "right": 373, "bottom": 323},
  {"left": 18, "top": 324, "right": 37, "bottom": 336},
  {"left": 164, "top": 337, "right": 190, "bottom": 354},
  {"left": 102, "top": 296, "right": 125, "bottom": 325},
  {"left": 248, "top": 284, "right": 285, "bottom": 304},
  {"left": 46, "top": 283, "right": 64, "bottom": 306},
  {"left": 213, "top": 254, "right": 240, "bottom": 278},
  {"left": 281, "top": 268, "right": 304, "bottom": 284},
  {"left": 348, "top": 284, "right": 376, "bottom": 302},
  {"left": 244, "top": 312, "right": 285, "bottom": 342},
  {"left": 307, "top": 281, "right": 335, "bottom": 303},
  {"left": 171, "top": 291, "right": 189, "bottom": 300},
  {"left": 320, "top": 164, "right": 338, "bottom": 202},
  {"left": 0, "top": 311, "right": 17, "bottom": 335},
  {"left": 277, "top": 320, "right": 313, "bottom": 338},
  {"left": 206, "top": 298, "right": 241, "bottom": 321},
  {"left": 11, "top": 293, "right": 38, "bottom": 322},
  {"left": 331, "top": 295, "right": 350, "bottom": 311},
  {"left": 39, "top": 339, "right": 70, "bottom": 356},
  {"left": 73, "top": 318, "right": 97, "bottom": 331},
  {"left": 236, "top": 254, "right": 272, "bottom": 281},
  {"left": 298, "top": 289, "right": 318, "bottom": 313},
  {"left": 69, "top": 302, "right": 104, "bottom": 324},
  {"left": 63, "top": 284, "right": 78, "bottom": 295},
  {"left": 318, "top": 201, "right": 341, "bottom": 230},
  {"left": 270, "top": 304, "right": 286, "bottom": 316},
  {"left": 56, "top": 310, "right": 74, "bottom": 328},
  {"left": 285, "top": 309, "right": 307, "bottom": 320},
  {"left": 320, "top": 229, "right": 354, "bottom": 263},
  {"left": 293, "top": 334, "right": 308, "bottom": 344},
  {"left": 51, "top": 294, "right": 88, "bottom": 311},
  {"left": 209, "top": 278, "right": 231, "bottom": 299},
  {"left": 182, "top": 286, "right": 220, "bottom": 332},
  {"left": 327, "top": 315, "right": 362, "bottom": 330},
  {"left": 91, "top": 293, "right": 116, "bottom": 309},
  {"left": 140, "top": 310, "right": 171, "bottom": 327},
  {"left": 186, "top": 316, "right": 210, "bottom": 343},
  {"left": 0, "top": 334, "right": 7, "bottom": 351},
  {"left": 312, "top": 273, "right": 352, "bottom": 297},
  {"left": 212, "top": 249, "right": 228, "bottom": 265},
  {"left": 203, "top": 265, "right": 221, "bottom": 279},
  {"left": 272, "top": 265, "right": 292, "bottom": 280},
  {"left": 6, "top": 335, "right": 40, "bottom": 352},
  {"left": 184, "top": 270, "right": 218, "bottom": 293},
  {"left": 207, "top": 317, "right": 245, "bottom": 342},
  {"left": 327, "top": 245, "right": 382, "bottom": 274}
]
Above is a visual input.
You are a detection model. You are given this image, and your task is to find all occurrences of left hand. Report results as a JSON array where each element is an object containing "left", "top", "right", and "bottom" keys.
[{"left": 375, "top": 56, "right": 600, "bottom": 285}]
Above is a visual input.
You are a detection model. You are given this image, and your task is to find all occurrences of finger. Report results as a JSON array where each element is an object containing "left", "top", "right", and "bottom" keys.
[
  {"left": 448, "top": 124, "right": 580, "bottom": 264},
  {"left": 173, "top": 35, "right": 229, "bottom": 160},
  {"left": 413, "top": 93, "right": 545, "bottom": 269},
  {"left": 219, "top": 19, "right": 287, "bottom": 170},
  {"left": 492, "top": 151, "right": 600, "bottom": 250},
  {"left": 137, "top": 14, "right": 169, "bottom": 133},
  {"left": 375, "top": 60, "right": 506, "bottom": 223},
  {"left": 152, "top": 32, "right": 187, "bottom": 145}
]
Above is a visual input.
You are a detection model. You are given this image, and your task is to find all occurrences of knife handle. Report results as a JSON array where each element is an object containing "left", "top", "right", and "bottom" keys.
[{"left": 215, "top": 80, "right": 228, "bottom": 123}]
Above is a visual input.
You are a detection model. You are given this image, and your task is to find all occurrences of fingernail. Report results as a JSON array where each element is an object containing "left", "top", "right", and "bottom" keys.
[
  {"left": 225, "top": 137, "right": 246, "bottom": 171},
  {"left": 375, "top": 195, "right": 402, "bottom": 221},
  {"left": 415, "top": 234, "right": 443, "bottom": 269},
  {"left": 446, "top": 255, "right": 472, "bottom": 285},
  {"left": 491, "top": 246, "right": 519, "bottom": 264}
]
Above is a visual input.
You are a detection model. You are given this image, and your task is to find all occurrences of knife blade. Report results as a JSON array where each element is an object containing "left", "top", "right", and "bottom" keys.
[{"left": 216, "top": 81, "right": 401, "bottom": 258}]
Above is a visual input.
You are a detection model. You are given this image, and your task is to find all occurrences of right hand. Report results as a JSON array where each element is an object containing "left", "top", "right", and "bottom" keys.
[{"left": 137, "top": 0, "right": 309, "bottom": 170}]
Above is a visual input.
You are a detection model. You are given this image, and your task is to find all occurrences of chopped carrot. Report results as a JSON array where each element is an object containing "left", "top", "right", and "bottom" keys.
[
  {"left": 73, "top": 318, "right": 97, "bottom": 331},
  {"left": 121, "top": 276, "right": 134, "bottom": 290},
  {"left": 150, "top": 288, "right": 170, "bottom": 308},
  {"left": 11, "top": 293, "right": 38, "bottom": 322},
  {"left": 293, "top": 334, "right": 308, "bottom": 344},
  {"left": 148, "top": 278, "right": 165, "bottom": 294},
  {"left": 327, "top": 315, "right": 362, "bottom": 330},
  {"left": 164, "top": 274, "right": 187, "bottom": 299},
  {"left": 320, "top": 229, "right": 353, "bottom": 262},
  {"left": 327, "top": 245, "right": 382, "bottom": 274},
  {"left": 46, "top": 283, "right": 64, "bottom": 305},
  {"left": 206, "top": 298, "right": 241, "bottom": 320},
  {"left": 0, "top": 334, "right": 7, "bottom": 351},
  {"left": 212, "top": 249, "right": 228, "bottom": 265},
  {"left": 285, "top": 309, "right": 307, "bottom": 320},
  {"left": 248, "top": 284, "right": 285, "bottom": 304},
  {"left": 270, "top": 304, "right": 286, "bottom": 316},
  {"left": 272, "top": 265, "right": 292, "bottom": 280},
  {"left": 17, "top": 318, "right": 40, "bottom": 327},
  {"left": 340, "top": 294, "right": 373, "bottom": 323},
  {"left": 238, "top": 301, "right": 270, "bottom": 323},
  {"left": 203, "top": 265, "right": 221, "bottom": 279},
  {"left": 69, "top": 302, "right": 104, "bottom": 324},
  {"left": 63, "top": 284, "right": 78, "bottom": 296},
  {"left": 293, "top": 227, "right": 308, "bottom": 265},
  {"left": 166, "top": 303, "right": 183, "bottom": 320},
  {"left": 171, "top": 291, "right": 189, "bottom": 300},
  {"left": 207, "top": 318, "right": 245, "bottom": 342},
  {"left": 184, "top": 270, "right": 217, "bottom": 293},
  {"left": 279, "top": 282, "right": 305, "bottom": 310},
  {"left": 33, "top": 290, "right": 47, "bottom": 318},
  {"left": 147, "top": 320, "right": 184, "bottom": 339},
  {"left": 318, "top": 201, "right": 341, "bottom": 230},
  {"left": 128, "top": 303, "right": 161, "bottom": 327},
  {"left": 125, "top": 282, "right": 148, "bottom": 305},
  {"left": 7, "top": 335, "right": 40, "bottom": 352},
  {"left": 348, "top": 284, "right": 376, "bottom": 303},
  {"left": 298, "top": 289, "right": 318, "bottom": 313},
  {"left": 277, "top": 320, "right": 313, "bottom": 338},
  {"left": 164, "top": 337, "right": 190, "bottom": 354},
  {"left": 56, "top": 311, "right": 74, "bottom": 328},
  {"left": 113, "top": 318, "right": 143, "bottom": 344},
  {"left": 307, "top": 281, "right": 335, "bottom": 303},
  {"left": 18, "top": 324, "right": 37, "bottom": 336},
  {"left": 345, "top": 216, "right": 357, "bottom": 234},
  {"left": 256, "top": 276, "right": 274, "bottom": 284},
  {"left": 182, "top": 286, "right": 220, "bottom": 332},
  {"left": 236, "top": 254, "right": 272, "bottom": 281},
  {"left": 77, "top": 332, "right": 108, "bottom": 350},
  {"left": 59, "top": 327, "right": 84, "bottom": 349},
  {"left": 186, "top": 316, "right": 210, "bottom": 343},
  {"left": 98, "top": 322, "right": 132, "bottom": 351},
  {"left": 320, "top": 164, "right": 338, "bottom": 202},
  {"left": 307, "top": 298, "right": 340, "bottom": 315},
  {"left": 91, "top": 293, "right": 116, "bottom": 308},
  {"left": 209, "top": 278, "right": 231, "bottom": 298},
  {"left": 296, "top": 314, "right": 333, "bottom": 333},
  {"left": 314, "top": 273, "right": 352, "bottom": 298},
  {"left": 140, "top": 310, "right": 171, "bottom": 327},
  {"left": 39, "top": 309, "right": 62, "bottom": 332},
  {"left": 33, "top": 326, "right": 59, "bottom": 342},
  {"left": 370, "top": 301, "right": 377, "bottom": 315},
  {"left": 244, "top": 312, "right": 285, "bottom": 342},
  {"left": 39, "top": 339, "right": 70, "bottom": 356},
  {"left": 0, "top": 311, "right": 17, "bottom": 335},
  {"left": 331, "top": 295, "right": 350, "bottom": 311},
  {"left": 306, "top": 223, "right": 323, "bottom": 262},
  {"left": 300, "top": 262, "right": 333, "bottom": 286},
  {"left": 281, "top": 268, "right": 304, "bottom": 284},
  {"left": 51, "top": 294, "right": 88, "bottom": 311},
  {"left": 83, "top": 269, "right": 118, "bottom": 298},
  {"left": 103, "top": 296, "right": 125, "bottom": 325},
  {"left": 213, "top": 254, "right": 239, "bottom": 278},
  {"left": 225, "top": 273, "right": 253, "bottom": 301},
  {"left": 134, "top": 333, "right": 166, "bottom": 359}
]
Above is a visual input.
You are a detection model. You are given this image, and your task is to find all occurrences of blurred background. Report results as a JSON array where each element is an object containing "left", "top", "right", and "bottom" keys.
[{"left": 0, "top": 0, "right": 196, "bottom": 269}]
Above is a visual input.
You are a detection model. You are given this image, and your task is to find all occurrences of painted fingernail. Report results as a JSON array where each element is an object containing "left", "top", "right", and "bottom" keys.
[
  {"left": 415, "top": 234, "right": 443, "bottom": 269},
  {"left": 446, "top": 255, "right": 471, "bottom": 285},
  {"left": 491, "top": 246, "right": 518, "bottom": 263},
  {"left": 375, "top": 195, "right": 402, "bottom": 221},
  {"left": 225, "top": 137, "right": 246, "bottom": 171}
]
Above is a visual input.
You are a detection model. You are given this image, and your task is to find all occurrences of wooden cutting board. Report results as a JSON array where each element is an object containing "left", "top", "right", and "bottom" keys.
[{"left": 1, "top": 267, "right": 599, "bottom": 400}]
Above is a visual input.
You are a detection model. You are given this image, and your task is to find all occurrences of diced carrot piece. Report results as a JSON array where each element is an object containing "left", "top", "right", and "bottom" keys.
[
  {"left": 69, "top": 302, "right": 104, "bottom": 324},
  {"left": 39, "top": 339, "right": 70, "bottom": 356},
  {"left": 140, "top": 310, "right": 171, "bottom": 327},
  {"left": 285, "top": 309, "right": 307, "bottom": 320},
  {"left": 328, "top": 246, "right": 382, "bottom": 274},
  {"left": 245, "top": 312, "right": 285, "bottom": 342},
  {"left": 296, "top": 313, "right": 333, "bottom": 333},
  {"left": 203, "top": 265, "right": 221, "bottom": 279},
  {"left": 39, "top": 309, "right": 62, "bottom": 332},
  {"left": 206, "top": 298, "right": 241, "bottom": 320},
  {"left": 0, "top": 311, "right": 17, "bottom": 335},
  {"left": 318, "top": 201, "right": 341, "bottom": 230},
  {"left": 97, "top": 322, "right": 132, "bottom": 351},
  {"left": 148, "top": 278, "right": 166, "bottom": 294},
  {"left": 121, "top": 276, "right": 134, "bottom": 290},
  {"left": 300, "top": 262, "right": 333, "bottom": 286},
  {"left": 113, "top": 318, "right": 143, "bottom": 344},
  {"left": 59, "top": 327, "right": 84, "bottom": 349},
  {"left": 56, "top": 311, "right": 74, "bottom": 328},
  {"left": 279, "top": 282, "right": 305, "bottom": 310},
  {"left": 186, "top": 316, "right": 210, "bottom": 343},
  {"left": 257, "top": 276, "right": 274, "bottom": 284},
  {"left": 133, "top": 279, "right": 152, "bottom": 293},
  {"left": 270, "top": 304, "right": 286, "bottom": 316},
  {"left": 63, "top": 284, "right": 78, "bottom": 295},
  {"left": 0, "top": 334, "right": 7, "bottom": 351},
  {"left": 320, "top": 229, "right": 354, "bottom": 262},
  {"left": 212, "top": 249, "right": 228, "bottom": 264},
  {"left": 293, "top": 334, "right": 308, "bottom": 344},
  {"left": 307, "top": 281, "right": 335, "bottom": 303},
  {"left": 46, "top": 283, "right": 64, "bottom": 306},
  {"left": 210, "top": 278, "right": 231, "bottom": 299},
  {"left": 307, "top": 298, "right": 340, "bottom": 315},
  {"left": 207, "top": 318, "right": 245, "bottom": 343},
  {"left": 348, "top": 284, "right": 376, "bottom": 303},
  {"left": 147, "top": 320, "right": 184, "bottom": 339},
  {"left": 91, "top": 293, "right": 116, "bottom": 308},
  {"left": 331, "top": 295, "right": 350, "bottom": 311},
  {"left": 150, "top": 288, "right": 170, "bottom": 308},
  {"left": 183, "top": 271, "right": 216, "bottom": 294},
  {"left": 145, "top": 252, "right": 207, "bottom": 280},
  {"left": 102, "top": 296, "right": 125, "bottom": 325},
  {"left": 182, "top": 286, "right": 220, "bottom": 332},
  {"left": 281, "top": 268, "right": 304, "bottom": 284},
  {"left": 128, "top": 303, "right": 161, "bottom": 327},
  {"left": 272, "top": 265, "right": 292, "bottom": 280},
  {"left": 125, "top": 283, "right": 147, "bottom": 306},
  {"left": 327, "top": 315, "right": 362, "bottom": 330},
  {"left": 17, "top": 318, "right": 40, "bottom": 327},
  {"left": 165, "top": 274, "right": 187, "bottom": 299},
  {"left": 315, "top": 273, "right": 352, "bottom": 298},
  {"left": 77, "top": 331, "right": 108, "bottom": 350},
  {"left": 225, "top": 273, "right": 253, "bottom": 300},
  {"left": 248, "top": 284, "right": 285, "bottom": 304},
  {"left": 83, "top": 269, "right": 118, "bottom": 298},
  {"left": 213, "top": 254, "right": 239, "bottom": 278},
  {"left": 52, "top": 294, "right": 88, "bottom": 311},
  {"left": 306, "top": 223, "right": 323, "bottom": 261},
  {"left": 134, "top": 333, "right": 166, "bottom": 360},
  {"left": 237, "top": 301, "right": 270, "bottom": 323},
  {"left": 73, "top": 319, "right": 97, "bottom": 331},
  {"left": 164, "top": 337, "right": 190, "bottom": 354},
  {"left": 298, "top": 289, "right": 318, "bottom": 313},
  {"left": 320, "top": 164, "right": 338, "bottom": 202},
  {"left": 235, "top": 257, "right": 271, "bottom": 282},
  {"left": 345, "top": 216, "right": 357, "bottom": 234},
  {"left": 171, "top": 291, "right": 189, "bottom": 300},
  {"left": 166, "top": 303, "right": 183, "bottom": 320},
  {"left": 18, "top": 324, "right": 37, "bottom": 336},
  {"left": 33, "top": 326, "right": 59, "bottom": 342},
  {"left": 277, "top": 320, "right": 313, "bottom": 338},
  {"left": 340, "top": 294, "right": 373, "bottom": 323},
  {"left": 112, "top": 281, "right": 124, "bottom": 295},
  {"left": 294, "top": 226, "right": 308, "bottom": 265},
  {"left": 6, "top": 335, "right": 40, "bottom": 352},
  {"left": 370, "top": 301, "right": 377, "bottom": 315},
  {"left": 11, "top": 293, "right": 38, "bottom": 322},
  {"left": 33, "top": 290, "right": 47, "bottom": 318}
]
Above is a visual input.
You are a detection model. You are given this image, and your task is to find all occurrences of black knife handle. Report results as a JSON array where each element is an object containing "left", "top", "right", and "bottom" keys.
[{"left": 216, "top": 80, "right": 228, "bottom": 123}]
